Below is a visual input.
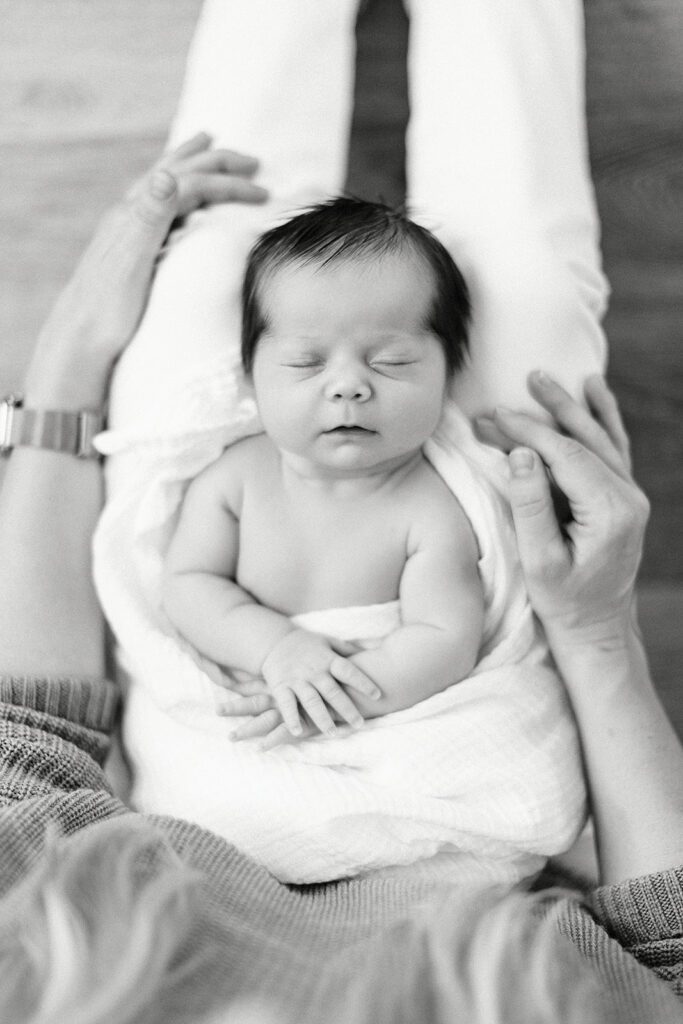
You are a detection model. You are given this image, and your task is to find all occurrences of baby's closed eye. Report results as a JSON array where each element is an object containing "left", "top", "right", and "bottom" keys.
[
  {"left": 282, "top": 359, "right": 323, "bottom": 368},
  {"left": 370, "top": 357, "right": 416, "bottom": 368}
]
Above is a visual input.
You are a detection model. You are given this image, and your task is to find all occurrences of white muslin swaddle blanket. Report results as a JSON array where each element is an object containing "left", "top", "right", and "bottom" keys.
[{"left": 94, "top": 378, "right": 587, "bottom": 885}]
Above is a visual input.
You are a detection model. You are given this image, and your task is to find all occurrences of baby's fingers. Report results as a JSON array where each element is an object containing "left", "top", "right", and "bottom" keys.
[
  {"left": 310, "top": 674, "right": 364, "bottom": 729},
  {"left": 293, "top": 681, "right": 337, "bottom": 737},
  {"left": 272, "top": 687, "right": 304, "bottom": 737},
  {"left": 330, "top": 656, "right": 381, "bottom": 700}
]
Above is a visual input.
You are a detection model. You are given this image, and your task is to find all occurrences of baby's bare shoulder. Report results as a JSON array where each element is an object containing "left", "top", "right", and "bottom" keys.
[
  {"left": 406, "top": 457, "right": 478, "bottom": 555},
  {"left": 216, "top": 432, "right": 275, "bottom": 473},
  {"left": 188, "top": 433, "right": 275, "bottom": 512}
]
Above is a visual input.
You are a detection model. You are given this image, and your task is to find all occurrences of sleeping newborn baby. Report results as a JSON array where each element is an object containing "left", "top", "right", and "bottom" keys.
[
  {"left": 138, "top": 197, "right": 586, "bottom": 883},
  {"left": 162, "top": 197, "right": 486, "bottom": 744}
]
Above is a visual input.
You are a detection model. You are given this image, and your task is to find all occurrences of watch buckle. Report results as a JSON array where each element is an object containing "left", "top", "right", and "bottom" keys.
[{"left": 0, "top": 393, "right": 22, "bottom": 454}]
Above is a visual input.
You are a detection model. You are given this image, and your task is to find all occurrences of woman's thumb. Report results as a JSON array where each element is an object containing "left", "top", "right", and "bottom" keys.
[
  {"left": 508, "top": 448, "right": 566, "bottom": 573},
  {"left": 130, "top": 169, "right": 178, "bottom": 236}
]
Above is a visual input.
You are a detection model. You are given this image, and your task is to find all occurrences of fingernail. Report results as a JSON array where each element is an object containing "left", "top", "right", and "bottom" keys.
[
  {"left": 150, "top": 169, "right": 176, "bottom": 200},
  {"left": 473, "top": 415, "right": 495, "bottom": 429},
  {"left": 326, "top": 725, "right": 337, "bottom": 737},
  {"left": 530, "top": 370, "right": 553, "bottom": 388},
  {"left": 509, "top": 448, "right": 535, "bottom": 476},
  {"left": 494, "top": 406, "right": 516, "bottom": 420},
  {"left": 371, "top": 689, "right": 382, "bottom": 701}
]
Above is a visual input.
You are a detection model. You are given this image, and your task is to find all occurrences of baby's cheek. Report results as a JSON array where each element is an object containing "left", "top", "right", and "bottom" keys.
[{"left": 401, "top": 390, "right": 445, "bottom": 442}]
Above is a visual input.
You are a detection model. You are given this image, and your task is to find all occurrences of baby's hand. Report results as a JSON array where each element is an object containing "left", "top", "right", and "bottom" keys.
[
  {"left": 218, "top": 693, "right": 314, "bottom": 750},
  {"left": 260, "top": 629, "right": 381, "bottom": 737}
]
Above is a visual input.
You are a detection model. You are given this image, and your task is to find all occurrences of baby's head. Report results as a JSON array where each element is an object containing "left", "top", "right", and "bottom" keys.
[
  {"left": 240, "top": 197, "right": 471, "bottom": 475},
  {"left": 242, "top": 196, "right": 470, "bottom": 380}
]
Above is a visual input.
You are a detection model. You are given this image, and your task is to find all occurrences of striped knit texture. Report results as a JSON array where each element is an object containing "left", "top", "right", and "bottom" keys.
[{"left": 1, "top": 674, "right": 681, "bottom": 1021}]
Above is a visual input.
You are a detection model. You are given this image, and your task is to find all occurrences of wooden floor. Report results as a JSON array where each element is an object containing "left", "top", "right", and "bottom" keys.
[{"left": 1, "top": 0, "right": 681, "bottom": 732}]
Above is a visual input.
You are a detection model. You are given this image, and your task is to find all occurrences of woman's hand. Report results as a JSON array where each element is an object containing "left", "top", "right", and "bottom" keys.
[
  {"left": 487, "top": 371, "right": 649, "bottom": 661},
  {"left": 24, "top": 133, "right": 267, "bottom": 410},
  {"left": 490, "top": 372, "right": 683, "bottom": 885}
]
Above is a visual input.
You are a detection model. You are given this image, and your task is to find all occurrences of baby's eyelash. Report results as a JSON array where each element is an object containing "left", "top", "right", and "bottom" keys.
[{"left": 372, "top": 359, "right": 415, "bottom": 367}]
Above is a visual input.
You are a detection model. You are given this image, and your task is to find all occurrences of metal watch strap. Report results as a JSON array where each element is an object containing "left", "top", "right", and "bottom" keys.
[
  {"left": 0, "top": 396, "right": 103, "bottom": 458},
  {"left": 20, "top": 408, "right": 103, "bottom": 458}
]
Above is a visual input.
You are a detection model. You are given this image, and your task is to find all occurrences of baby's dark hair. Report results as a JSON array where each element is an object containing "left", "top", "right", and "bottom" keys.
[{"left": 241, "top": 196, "right": 471, "bottom": 378}]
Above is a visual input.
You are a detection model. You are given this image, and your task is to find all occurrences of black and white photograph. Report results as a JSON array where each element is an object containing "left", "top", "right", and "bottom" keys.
[{"left": 0, "top": 1, "right": 681, "bottom": 1021}]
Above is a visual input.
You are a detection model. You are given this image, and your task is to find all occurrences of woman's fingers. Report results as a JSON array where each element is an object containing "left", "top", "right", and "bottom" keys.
[
  {"left": 526, "top": 371, "right": 630, "bottom": 478},
  {"left": 507, "top": 448, "right": 570, "bottom": 579},
  {"left": 218, "top": 693, "right": 273, "bottom": 717},
  {"left": 494, "top": 407, "right": 615, "bottom": 506},
  {"left": 175, "top": 147, "right": 260, "bottom": 177},
  {"left": 175, "top": 173, "right": 268, "bottom": 215},
  {"left": 232, "top": 676, "right": 269, "bottom": 696},
  {"left": 260, "top": 723, "right": 305, "bottom": 752},
  {"left": 166, "top": 131, "right": 214, "bottom": 160},
  {"left": 472, "top": 415, "right": 517, "bottom": 453},
  {"left": 230, "top": 709, "right": 282, "bottom": 742},
  {"left": 118, "top": 168, "right": 180, "bottom": 248},
  {"left": 584, "top": 374, "right": 632, "bottom": 474},
  {"left": 157, "top": 135, "right": 267, "bottom": 215}
]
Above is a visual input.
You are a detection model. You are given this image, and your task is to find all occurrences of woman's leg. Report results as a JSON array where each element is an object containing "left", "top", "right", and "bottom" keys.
[
  {"left": 169, "top": 0, "right": 359, "bottom": 199},
  {"left": 404, "top": 0, "right": 608, "bottom": 417},
  {"left": 108, "top": 0, "right": 360, "bottom": 437}
]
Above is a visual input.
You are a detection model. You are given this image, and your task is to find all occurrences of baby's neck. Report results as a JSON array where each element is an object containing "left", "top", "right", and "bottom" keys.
[{"left": 278, "top": 449, "right": 424, "bottom": 498}]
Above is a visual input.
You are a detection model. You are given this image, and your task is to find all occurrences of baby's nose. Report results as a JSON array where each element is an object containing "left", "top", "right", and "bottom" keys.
[{"left": 325, "top": 369, "right": 371, "bottom": 402}]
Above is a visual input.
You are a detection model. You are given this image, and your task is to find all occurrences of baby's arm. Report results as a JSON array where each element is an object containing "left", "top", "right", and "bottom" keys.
[
  {"left": 349, "top": 493, "right": 485, "bottom": 719},
  {"left": 163, "top": 445, "right": 380, "bottom": 733},
  {"left": 162, "top": 449, "right": 293, "bottom": 675}
]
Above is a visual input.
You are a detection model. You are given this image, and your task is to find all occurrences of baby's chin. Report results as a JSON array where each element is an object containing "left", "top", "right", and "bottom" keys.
[{"left": 283, "top": 443, "right": 425, "bottom": 481}]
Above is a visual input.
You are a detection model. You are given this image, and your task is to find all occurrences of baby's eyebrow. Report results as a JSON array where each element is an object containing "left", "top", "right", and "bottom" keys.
[
  {"left": 271, "top": 332, "right": 321, "bottom": 347},
  {"left": 371, "top": 337, "right": 423, "bottom": 354},
  {"left": 278, "top": 341, "right": 320, "bottom": 355}
]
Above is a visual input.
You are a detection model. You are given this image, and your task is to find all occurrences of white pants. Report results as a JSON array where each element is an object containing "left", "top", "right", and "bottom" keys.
[
  {"left": 108, "top": 0, "right": 608, "bottom": 438},
  {"left": 97, "top": 2, "right": 603, "bottom": 870}
]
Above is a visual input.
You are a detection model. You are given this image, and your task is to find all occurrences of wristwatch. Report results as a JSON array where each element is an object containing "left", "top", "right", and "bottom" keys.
[{"left": 0, "top": 393, "right": 104, "bottom": 459}]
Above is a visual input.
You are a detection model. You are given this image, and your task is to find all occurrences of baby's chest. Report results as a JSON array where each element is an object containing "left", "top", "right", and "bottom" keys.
[{"left": 235, "top": 491, "right": 410, "bottom": 614}]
